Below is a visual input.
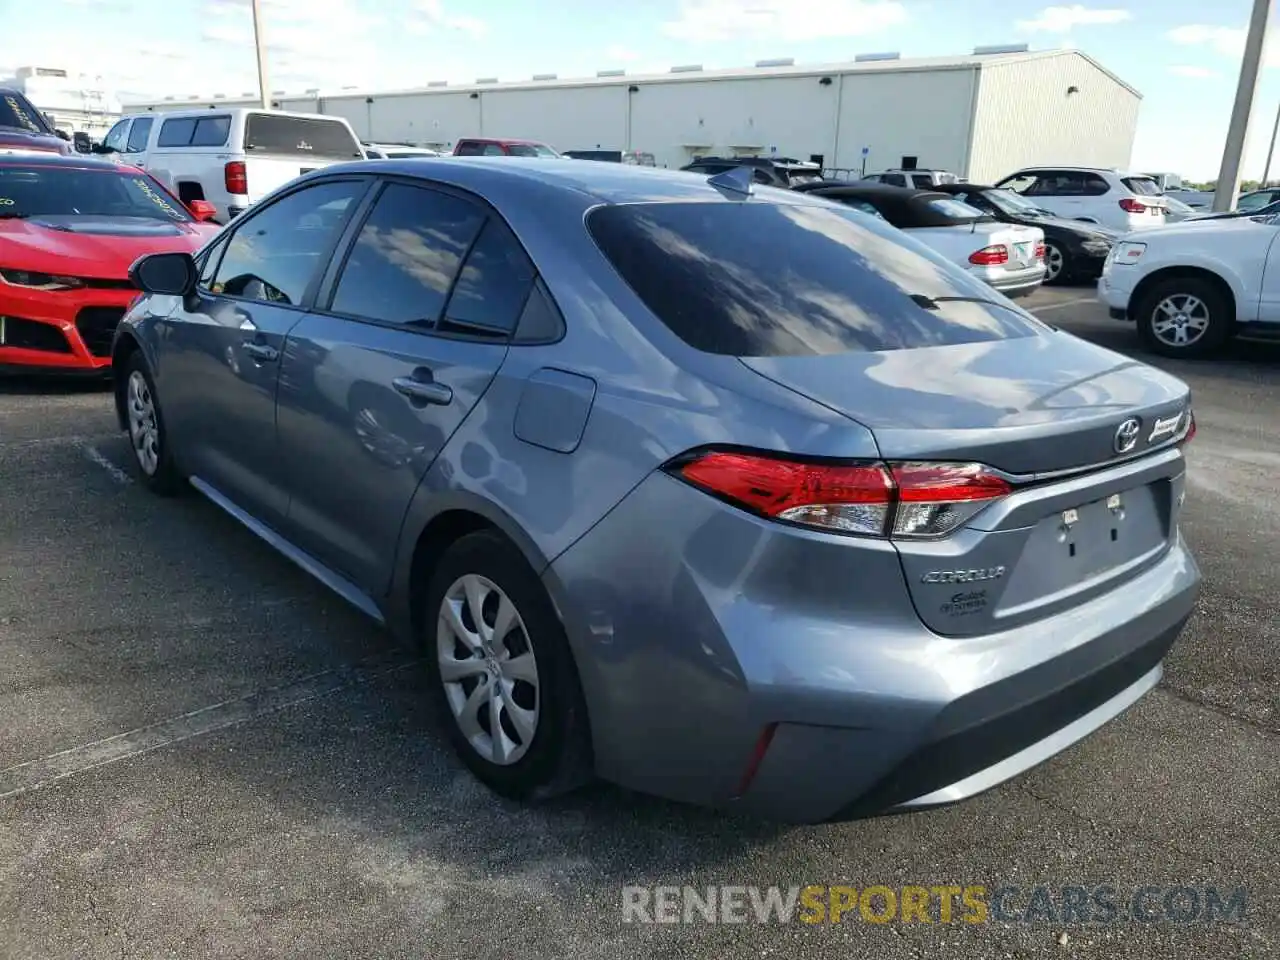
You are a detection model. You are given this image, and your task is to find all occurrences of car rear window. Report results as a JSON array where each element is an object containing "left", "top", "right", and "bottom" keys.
[
  {"left": 925, "top": 197, "right": 986, "bottom": 220},
  {"left": 1122, "top": 177, "right": 1161, "bottom": 196},
  {"left": 0, "top": 91, "right": 51, "bottom": 134},
  {"left": 243, "top": 113, "right": 363, "bottom": 159},
  {"left": 586, "top": 201, "right": 1041, "bottom": 357}
]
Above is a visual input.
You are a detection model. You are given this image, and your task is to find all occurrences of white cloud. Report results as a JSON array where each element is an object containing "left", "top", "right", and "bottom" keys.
[
  {"left": 605, "top": 45, "right": 641, "bottom": 63},
  {"left": 662, "top": 0, "right": 907, "bottom": 42},
  {"left": 1168, "top": 64, "right": 1218, "bottom": 79},
  {"left": 1168, "top": 22, "right": 1280, "bottom": 68},
  {"left": 1015, "top": 5, "right": 1131, "bottom": 33},
  {"left": 410, "top": 0, "right": 488, "bottom": 39}
]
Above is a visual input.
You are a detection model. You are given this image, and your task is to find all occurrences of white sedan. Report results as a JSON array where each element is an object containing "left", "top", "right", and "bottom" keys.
[{"left": 1098, "top": 214, "right": 1280, "bottom": 357}]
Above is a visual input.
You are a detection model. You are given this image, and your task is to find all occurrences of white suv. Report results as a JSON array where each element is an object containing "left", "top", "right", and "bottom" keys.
[{"left": 993, "top": 167, "right": 1168, "bottom": 233}]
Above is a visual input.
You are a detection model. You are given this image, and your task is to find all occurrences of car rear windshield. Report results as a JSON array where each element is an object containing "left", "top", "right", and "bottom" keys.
[
  {"left": 1122, "top": 177, "right": 1161, "bottom": 196},
  {"left": 0, "top": 92, "right": 52, "bottom": 134},
  {"left": 505, "top": 143, "right": 561, "bottom": 158},
  {"left": 925, "top": 197, "right": 986, "bottom": 220},
  {"left": 0, "top": 165, "right": 192, "bottom": 221},
  {"left": 586, "top": 201, "right": 1041, "bottom": 357},
  {"left": 243, "top": 113, "right": 363, "bottom": 159}
]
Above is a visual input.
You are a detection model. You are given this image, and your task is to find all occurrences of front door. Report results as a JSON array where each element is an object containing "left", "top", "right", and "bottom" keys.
[
  {"left": 157, "top": 177, "right": 370, "bottom": 527},
  {"left": 275, "top": 179, "right": 536, "bottom": 594}
]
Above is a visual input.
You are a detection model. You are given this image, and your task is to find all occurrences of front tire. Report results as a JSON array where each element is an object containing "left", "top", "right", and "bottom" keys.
[
  {"left": 422, "top": 531, "right": 592, "bottom": 800},
  {"left": 1134, "top": 277, "right": 1232, "bottom": 358},
  {"left": 122, "top": 352, "right": 182, "bottom": 494}
]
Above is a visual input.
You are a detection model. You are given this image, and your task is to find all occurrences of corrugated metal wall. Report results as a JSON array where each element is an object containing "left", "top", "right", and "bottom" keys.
[{"left": 966, "top": 52, "right": 1140, "bottom": 183}]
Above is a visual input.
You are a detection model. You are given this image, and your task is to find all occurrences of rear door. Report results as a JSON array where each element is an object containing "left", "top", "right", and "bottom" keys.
[
  {"left": 241, "top": 112, "right": 366, "bottom": 204},
  {"left": 275, "top": 178, "right": 532, "bottom": 593}
]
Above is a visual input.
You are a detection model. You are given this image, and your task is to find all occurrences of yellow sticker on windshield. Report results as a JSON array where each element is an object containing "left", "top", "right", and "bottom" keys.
[
  {"left": 0, "top": 198, "right": 13, "bottom": 206},
  {"left": 129, "top": 178, "right": 182, "bottom": 219},
  {"left": 3, "top": 96, "right": 38, "bottom": 133}
]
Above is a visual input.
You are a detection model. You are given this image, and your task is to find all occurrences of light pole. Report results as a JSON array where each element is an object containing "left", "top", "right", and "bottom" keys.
[
  {"left": 1212, "top": 0, "right": 1272, "bottom": 211},
  {"left": 252, "top": 0, "right": 270, "bottom": 109}
]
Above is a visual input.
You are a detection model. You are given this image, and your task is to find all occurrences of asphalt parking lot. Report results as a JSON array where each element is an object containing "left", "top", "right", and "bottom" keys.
[{"left": 1, "top": 285, "right": 1277, "bottom": 960}]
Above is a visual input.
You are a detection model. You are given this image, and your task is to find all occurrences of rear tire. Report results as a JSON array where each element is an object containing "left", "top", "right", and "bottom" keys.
[
  {"left": 422, "top": 531, "right": 593, "bottom": 801},
  {"left": 1043, "top": 242, "right": 1069, "bottom": 285},
  {"left": 1134, "top": 276, "right": 1232, "bottom": 358},
  {"left": 122, "top": 352, "right": 182, "bottom": 495}
]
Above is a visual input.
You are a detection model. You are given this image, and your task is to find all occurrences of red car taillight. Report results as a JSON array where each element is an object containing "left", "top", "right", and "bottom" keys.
[
  {"left": 1035, "top": 242, "right": 1046, "bottom": 260},
  {"left": 669, "top": 450, "right": 1012, "bottom": 539},
  {"left": 1118, "top": 198, "right": 1146, "bottom": 214},
  {"left": 969, "top": 245, "right": 1008, "bottom": 266},
  {"left": 225, "top": 160, "right": 248, "bottom": 195}
]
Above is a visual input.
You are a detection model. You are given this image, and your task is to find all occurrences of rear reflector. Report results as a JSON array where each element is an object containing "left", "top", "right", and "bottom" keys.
[
  {"left": 670, "top": 450, "right": 1012, "bottom": 539},
  {"left": 968, "top": 245, "right": 1008, "bottom": 266}
]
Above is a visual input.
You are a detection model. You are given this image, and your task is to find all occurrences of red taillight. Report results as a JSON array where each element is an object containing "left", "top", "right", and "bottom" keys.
[
  {"left": 968, "top": 245, "right": 1008, "bottom": 266},
  {"left": 671, "top": 450, "right": 1011, "bottom": 539},
  {"left": 1119, "top": 198, "right": 1146, "bottom": 214},
  {"left": 1181, "top": 409, "right": 1196, "bottom": 444},
  {"left": 1034, "top": 242, "right": 1046, "bottom": 260},
  {"left": 224, "top": 160, "right": 247, "bottom": 195}
]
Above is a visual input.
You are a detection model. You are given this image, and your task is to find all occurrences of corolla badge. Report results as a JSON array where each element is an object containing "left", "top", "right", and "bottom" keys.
[
  {"left": 1113, "top": 417, "right": 1141, "bottom": 455},
  {"left": 921, "top": 566, "right": 1006, "bottom": 584}
]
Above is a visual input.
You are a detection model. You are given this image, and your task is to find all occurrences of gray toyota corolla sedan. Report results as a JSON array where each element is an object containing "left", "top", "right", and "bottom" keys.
[{"left": 111, "top": 158, "right": 1200, "bottom": 823}]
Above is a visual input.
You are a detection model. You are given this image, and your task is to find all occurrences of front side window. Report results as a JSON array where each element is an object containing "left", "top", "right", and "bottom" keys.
[
  {"left": 0, "top": 164, "right": 193, "bottom": 221},
  {"left": 102, "top": 119, "right": 129, "bottom": 153},
  {"left": 455, "top": 141, "right": 482, "bottom": 156},
  {"left": 482, "top": 144, "right": 505, "bottom": 156},
  {"left": 126, "top": 117, "right": 152, "bottom": 153},
  {"left": 587, "top": 201, "right": 1040, "bottom": 357},
  {"left": 328, "top": 182, "right": 484, "bottom": 325},
  {"left": 211, "top": 179, "right": 364, "bottom": 306},
  {"left": 882, "top": 174, "right": 907, "bottom": 187}
]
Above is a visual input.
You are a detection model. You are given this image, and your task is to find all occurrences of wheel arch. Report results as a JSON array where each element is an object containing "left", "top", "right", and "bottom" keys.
[
  {"left": 1128, "top": 265, "right": 1238, "bottom": 324},
  {"left": 110, "top": 331, "right": 143, "bottom": 430}
]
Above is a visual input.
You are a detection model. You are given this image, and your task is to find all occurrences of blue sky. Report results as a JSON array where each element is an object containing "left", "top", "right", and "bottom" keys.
[{"left": 4, "top": 0, "right": 1279, "bottom": 180}]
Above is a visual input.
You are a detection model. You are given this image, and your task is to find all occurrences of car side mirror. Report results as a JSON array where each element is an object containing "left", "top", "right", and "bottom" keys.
[
  {"left": 91, "top": 143, "right": 116, "bottom": 155},
  {"left": 186, "top": 199, "right": 218, "bottom": 222},
  {"left": 54, "top": 128, "right": 71, "bottom": 141},
  {"left": 130, "top": 252, "right": 197, "bottom": 296}
]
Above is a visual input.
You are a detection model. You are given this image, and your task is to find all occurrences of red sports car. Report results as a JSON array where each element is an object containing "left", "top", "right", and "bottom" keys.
[{"left": 0, "top": 155, "right": 220, "bottom": 374}]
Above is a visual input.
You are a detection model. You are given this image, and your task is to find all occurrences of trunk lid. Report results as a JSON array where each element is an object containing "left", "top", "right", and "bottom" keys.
[{"left": 742, "top": 333, "right": 1192, "bottom": 636}]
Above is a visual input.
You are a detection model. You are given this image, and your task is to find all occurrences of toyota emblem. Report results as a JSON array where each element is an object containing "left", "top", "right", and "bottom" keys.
[{"left": 1113, "top": 417, "right": 1142, "bottom": 454}]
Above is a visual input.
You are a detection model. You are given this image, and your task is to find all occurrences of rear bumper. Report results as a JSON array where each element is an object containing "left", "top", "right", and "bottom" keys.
[
  {"left": 546, "top": 471, "right": 1201, "bottom": 823},
  {"left": 978, "top": 263, "right": 1046, "bottom": 298}
]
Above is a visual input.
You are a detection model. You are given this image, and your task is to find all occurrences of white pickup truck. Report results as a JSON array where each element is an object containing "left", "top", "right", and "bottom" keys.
[{"left": 97, "top": 108, "right": 366, "bottom": 222}]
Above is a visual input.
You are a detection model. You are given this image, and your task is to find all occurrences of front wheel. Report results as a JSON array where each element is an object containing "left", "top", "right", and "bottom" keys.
[
  {"left": 422, "top": 531, "right": 592, "bottom": 800},
  {"left": 122, "top": 352, "right": 183, "bottom": 494},
  {"left": 1134, "top": 277, "right": 1233, "bottom": 358},
  {"left": 1043, "top": 242, "right": 1069, "bottom": 284}
]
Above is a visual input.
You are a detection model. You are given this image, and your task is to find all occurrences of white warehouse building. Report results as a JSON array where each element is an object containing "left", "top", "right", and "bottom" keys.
[{"left": 122, "top": 48, "right": 1140, "bottom": 182}]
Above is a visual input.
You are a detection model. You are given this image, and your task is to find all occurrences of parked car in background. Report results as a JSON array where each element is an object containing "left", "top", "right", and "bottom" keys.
[
  {"left": 452, "top": 138, "right": 561, "bottom": 157},
  {"left": 994, "top": 167, "right": 1167, "bottom": 233},
  {"left": 0, "top": 155, "right": 217, "bottom": 375},
  {"left": 1163, "top": 188, "right": 1211, "bottom": 210},
  {"left": 0, "top": 87, "right": 73, "bottom": 156},
  {"left": 863, "top": 168, "right": 961, "bottom": 187},
  {"left": 680, "top": 155, "right": 822, "bottom": 188},
  {"left": 931, "top": 183, "right": 1117, "bottom": 285},
  {"left": 1099, "top": 214, "right": 1280, "bottom": 357},
  {"left": 1232, "top": 187, "right": 1280, "bottom": 213},
  {"left": 563, "top": 149, "right": 656, "bottom": 166},
  {"left": 1161, "top": 195, "right": 1197, "bottom": 223},
  {"left": 797, "top": 182, "right": 1045, "bottom": 298},
  {"left": 113, "top": 157, "right": 1198, "bottom": 822},
  {"left": 1186, "top": 197, "right": 1280, "bottom": 222},
  {"left": 363, "top": 142, "right": 441, "bottom": 159},
  {"left": 97, "top": 108, "right": 366, "bottom": 222}
]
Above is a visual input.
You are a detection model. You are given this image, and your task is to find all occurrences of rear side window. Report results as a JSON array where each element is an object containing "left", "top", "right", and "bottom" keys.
[
  {"left": 1122, "top": 177, "right": 1160, "bottom": 196},
  {"left": 158, "top": 116, "right": 230, "bottom": 147},
  {"left": 243, "top": 113, "right": 362, "bottom": 159},
  {"left": 882, "top": 174, "right": 907, "bottom": 186},
  {"left": 329, "top": 182, "right": 484, "bottom": 326},
  {"left": 442, "top": 218, "right": 536, "bottom": 336},
  {"left": 586, "top": 201, "right": 1039, "bottom": 357},
  {"left": 158, "top": 118, "right": 196, "bottom": 147},
  {"left": 455, "top": 141, "right": 483, "bottom": 156}
]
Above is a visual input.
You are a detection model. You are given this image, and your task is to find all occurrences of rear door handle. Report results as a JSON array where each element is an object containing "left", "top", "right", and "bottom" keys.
[
  {"left": 392, "top": 375, "right": 453, "bottom": 406},
  {"left": 241, "top": 341, "right": 279, "bottom": 362}
]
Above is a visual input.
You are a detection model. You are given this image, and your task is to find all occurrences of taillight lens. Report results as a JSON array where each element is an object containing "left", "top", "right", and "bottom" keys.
[
  {"left": 225, "top": 160, "right": 248, "bottom": 195},
  {"left": 1034, "top": 242, "right": 1046, "bottom": 260},
  {"left": 1178, "top": 408, "right": 1196, "bottom": 445},
  {"left": 969, "top": 245, "right": 1008, "bottom": 266},
  {"left": 1119, "top": 198, "right": 1146, "bottom": 213},
  {"left": 670, "top": 450, "right": 1011, "bottom": 540}
]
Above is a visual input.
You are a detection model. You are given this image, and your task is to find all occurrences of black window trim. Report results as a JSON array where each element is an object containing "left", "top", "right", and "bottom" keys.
[
  {"left": 195, "top": 174, "right": 375, "bottom": 313},
  {"left": 311, "top": 173, "right": 562, "bottom": 346}
]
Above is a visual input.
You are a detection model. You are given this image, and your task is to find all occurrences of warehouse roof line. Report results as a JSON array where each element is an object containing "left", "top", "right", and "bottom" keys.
[{"left": 121, "top": 48, "right": 1138, "bottom": 108}]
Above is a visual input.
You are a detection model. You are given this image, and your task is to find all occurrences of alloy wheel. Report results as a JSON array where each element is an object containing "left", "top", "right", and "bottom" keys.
[
  {"left": 1151, "top": 293, "right": 1210, "bottom": 348},
  {"left": 1044, "top": 243, "right": 1064, "bottom": 281},
  {"left": 436, "top": 573, "right": 540, "bottom": 766},
  {"left": 126, "top": 370, "right": 160, "bottom": 476}
]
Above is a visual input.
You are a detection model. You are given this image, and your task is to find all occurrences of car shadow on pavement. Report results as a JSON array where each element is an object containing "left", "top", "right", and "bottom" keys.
[{"left": 0, "top": 373, "right": 112, "bottom": 395}]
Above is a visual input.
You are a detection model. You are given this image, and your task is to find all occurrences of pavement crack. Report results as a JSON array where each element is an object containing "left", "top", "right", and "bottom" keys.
[{"left": 1158, "top": 683, "right": 1279, "bottom": 736}]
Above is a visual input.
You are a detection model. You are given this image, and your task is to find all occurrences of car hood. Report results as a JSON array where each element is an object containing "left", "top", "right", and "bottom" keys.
[
  {"left": 0, "top": 128, "right": 70, "bottom": 156},
  {"left": 741, "top": 329, "right": 1190, "bottom": 474},
  {"left": 1128, "top": 215, "right": 1274, "bottom": 239},
  {"left": 0, "top": 216, "right": 213, "bottom": 277}
]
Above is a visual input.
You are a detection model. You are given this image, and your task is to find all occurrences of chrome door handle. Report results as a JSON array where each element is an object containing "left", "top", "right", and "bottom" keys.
[
  {"left": 392, "top": 376, "right": 452, "bottom": 406},
  {"left": 241, "top": 341, "right": 279, "bottom": 362}
]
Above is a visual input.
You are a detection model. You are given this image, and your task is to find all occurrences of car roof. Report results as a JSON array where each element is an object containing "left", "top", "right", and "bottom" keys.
[
  {"left": 0, "top": 153, "right": 136, "bottom": 172},
  {"left": 797, "top": 182, "right": 977, "bottom": 227},
  {"left": 932, "top": 182, "right": 998, "bottom": 192},
  {"left": 311, "top": 156, "right": 840, "bottom": 210},
  {"left": 1006, "top": 166, "right": 1150, "bottom": 177},
  {"left": 459, "top": 137, "right": 546, "bottom": 145}
]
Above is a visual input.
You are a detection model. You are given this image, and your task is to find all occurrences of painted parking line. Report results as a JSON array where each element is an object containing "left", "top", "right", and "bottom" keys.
[
  {"left": 1030, "top": 296, "right": 1099, "bottom": 313},
  {"left": 81, "top": 443, "right": 133, "bottom": 485},
  {"left": 0, "top": 651, "right": 422, "bottom": 801}
]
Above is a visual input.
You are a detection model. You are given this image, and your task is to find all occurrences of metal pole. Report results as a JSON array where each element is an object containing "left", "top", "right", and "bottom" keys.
[
  {"left": 1264, "top": 99, "right": 1280, "bottom": 187},
  {"left": 252, "top": 0, "right": 270, "bottom": 109},
  {"left": 1212, "top": 0, "right": 1272, "bottom": 211}
]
